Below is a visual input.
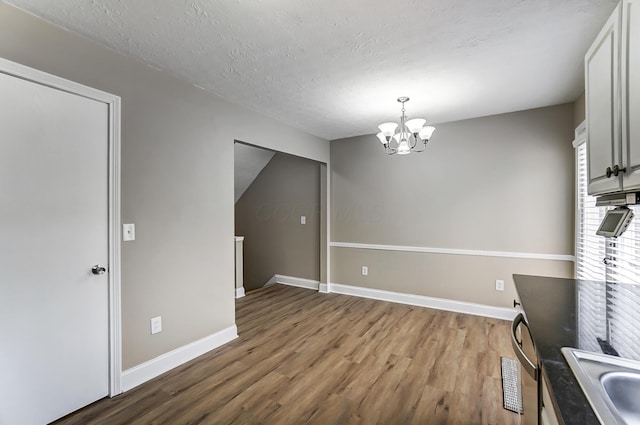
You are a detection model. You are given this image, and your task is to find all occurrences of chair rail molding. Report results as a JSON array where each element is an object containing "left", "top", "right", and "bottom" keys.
[{"left": 330, "top": 241, "right": 575, "bottom": 262}]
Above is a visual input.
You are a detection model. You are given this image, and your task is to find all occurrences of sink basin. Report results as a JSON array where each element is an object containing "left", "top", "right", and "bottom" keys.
[
  {"left": 601, "top": 372, "right": 640, "bottom": 424},
  {"left": 562, "top": 348, "right": 640, "bottom": 425}
]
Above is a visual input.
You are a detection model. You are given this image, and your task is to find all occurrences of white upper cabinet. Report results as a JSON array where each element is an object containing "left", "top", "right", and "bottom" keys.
[
  {"left": 586, "top": 3, "right": 622, "bottom": 195},
  {"left": 622, "top": 0, "right": 640, "bottom": 189},
  {"left": 586, "top": 0, "right": 639, "bottom": 195}
]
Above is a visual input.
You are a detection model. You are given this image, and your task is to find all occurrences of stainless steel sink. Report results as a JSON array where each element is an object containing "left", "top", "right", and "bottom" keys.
[{"left": 562, "top": 348, "right": 640, "bottom": 425}]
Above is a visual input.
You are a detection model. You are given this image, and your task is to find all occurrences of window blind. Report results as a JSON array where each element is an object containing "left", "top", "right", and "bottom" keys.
[
  {"left": 576, "top": 280, "right": 607, "bottom": 354},
  {"left": 575, "top": 142, "right": 640, "bottom": 361},
  {"left": 575, "top": 143, "right": 606, "bottom": 281},
  {"left": 575, "top": 143, "right": 607, "bottom": 353},
  {"left": 605, "top": 221, "right": 640, "bottom": 360}
]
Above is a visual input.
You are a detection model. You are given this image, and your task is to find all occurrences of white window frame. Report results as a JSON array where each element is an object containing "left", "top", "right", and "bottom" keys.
[{"left": 574, "top": 120, "right": 640, "bottom": 360}]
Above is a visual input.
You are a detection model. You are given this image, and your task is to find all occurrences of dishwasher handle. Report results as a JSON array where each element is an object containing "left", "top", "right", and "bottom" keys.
[{"left": 511, "top": 312, "right": 538, "bottom": 381}]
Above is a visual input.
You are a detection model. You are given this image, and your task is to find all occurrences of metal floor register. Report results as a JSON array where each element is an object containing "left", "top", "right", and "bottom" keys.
[{"left": 500, "top": 357, "right": 523, "bottom": 414}]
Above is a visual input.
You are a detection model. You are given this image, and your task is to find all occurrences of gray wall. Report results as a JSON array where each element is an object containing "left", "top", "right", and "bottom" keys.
[
  {"left": 235, "top": 152, "right": 321, "bottom": 291},
  {"left": 0, "top": 2, "right": 329, "bottom": 369},
  {"left": 330, "top": 104, "right": 576, "bottom": 308},
  {"left": 574, "top": 92, "right": 586, "bottom": 127}
]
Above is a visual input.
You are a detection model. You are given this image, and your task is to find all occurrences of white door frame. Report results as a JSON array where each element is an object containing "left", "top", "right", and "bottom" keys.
[{"left": 0, "top": 57, "right": 123, "bottom": 396}]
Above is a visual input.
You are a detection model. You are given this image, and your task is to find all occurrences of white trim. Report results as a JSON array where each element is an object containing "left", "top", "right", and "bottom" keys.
[
  {"left": 0, "top": 57, "right": 119, "bottom": 102},
  {"left": 107, "top": 90, "right": 122, "bottom": 397},
  {"left": 273, "top": 274, "right": 320, "bottom": 290},
  {"left": 325, "top": 161, "right": 331, "bottom": 297},
  {"left": 121, "top": 325, "right": 238, "bottom": 392},
  {"left": 574, "top": 122, "right": 586, "bottom": 277},
  {"left": 330, "top": 241, "right": 575, "bottom": 262},
  {"left": 271, "top": 278, "right": 516, "bottom": 320},
  {"left": 329, "top": 283, "right": 518, "bottom": 321},
  {"left": 0, "top": 58, "right": 123, "bottom": 396},
  {"left": 234, "top": 236, "right": 245, "bottom": 242},
  {"left": 235, "top": 287, "right": 245, "bottom": 298},
  {"left": 572, "top": 120, "right": 587, "bottom": 148}
]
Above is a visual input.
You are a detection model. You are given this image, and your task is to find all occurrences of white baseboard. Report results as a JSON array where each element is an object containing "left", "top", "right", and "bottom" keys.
[
  {"left": 329, "top": 283, "right": 517, "bottom": 321},
  {"left": 235, "top": 287, "right": 245, "bottom": 298},
  {"left": 274, "top": 274, "right": 320, "bottom": 290},
  {"left": 263, "top": 276, "right": 515, "bottom": 321},
  {"left": 121, "top": 324, "right": 238, "bottom": 392}
]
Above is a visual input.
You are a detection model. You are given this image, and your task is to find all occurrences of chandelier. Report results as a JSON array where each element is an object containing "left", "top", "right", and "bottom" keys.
[{"left": 376, "top": 97, "right": 436, "bottom": 155}]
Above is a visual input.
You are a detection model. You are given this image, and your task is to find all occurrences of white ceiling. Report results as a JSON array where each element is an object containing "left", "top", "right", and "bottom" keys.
[{"left": 6, "top": 0, "right": 618, "bottom": 140}]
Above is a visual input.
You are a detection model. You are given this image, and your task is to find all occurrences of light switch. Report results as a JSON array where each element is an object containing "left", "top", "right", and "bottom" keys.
[
  {"left": 123, "top": 223, "right": 135, "bottom": 241},
  {"left": 151, "top": 316, "right": 162, "bottom": 334},
  {"left": 301, "top": 216, "right": 306, "bottom": 225}
]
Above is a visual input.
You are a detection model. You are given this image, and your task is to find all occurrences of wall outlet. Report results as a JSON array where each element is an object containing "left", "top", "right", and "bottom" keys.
[
  {"left": 150, "top": 316, "right": 162, "bottom": 334},
  {"left": 300, "top": 216, "right": 306, "bottom": 225},
  {"left": 495, "top": 279, "right": 505, "bottom": 291},
  {"left": 123, "top": 223, "right": 135, "bottom": 241},
  {"left": 362, "top": 266, "right": 368, "bottom": 276}
]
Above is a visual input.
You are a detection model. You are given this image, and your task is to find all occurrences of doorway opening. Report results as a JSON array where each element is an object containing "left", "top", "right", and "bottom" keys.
[{"left": 233, "top": 141, "right": 327, "bottom": 303}]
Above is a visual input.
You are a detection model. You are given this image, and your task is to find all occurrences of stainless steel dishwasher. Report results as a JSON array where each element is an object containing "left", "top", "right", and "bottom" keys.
[{"left": 512, "top": 312, "right": 540, "bottom": 425}]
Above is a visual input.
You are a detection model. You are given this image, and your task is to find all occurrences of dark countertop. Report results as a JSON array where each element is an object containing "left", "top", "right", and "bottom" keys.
[{"left": 513, "top": 274, "right": 600, "bottom": 425}]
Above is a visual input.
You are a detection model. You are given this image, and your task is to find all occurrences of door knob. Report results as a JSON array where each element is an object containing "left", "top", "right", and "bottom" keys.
[{"left": 92, "top": 265, "right": 106, "bottom": 275}]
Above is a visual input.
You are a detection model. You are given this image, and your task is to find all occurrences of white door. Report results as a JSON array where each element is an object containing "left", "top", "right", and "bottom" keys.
[{"left": 0, "top": 71, "right": 110, "bottom": 424}]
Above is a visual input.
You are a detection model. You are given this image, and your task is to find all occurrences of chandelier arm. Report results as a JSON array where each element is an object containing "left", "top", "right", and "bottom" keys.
[
  {"left": 409, "top": 134, "right": 419, "bottom": 150},
  {"left": 388, "top": 131, "right": 399, "bottom": 150},
  {"left": 412, "top": 140, "right": 428, "bottom": 153},
  {"left": 385, "top": 145, "right": 397, "bottom": 155}
]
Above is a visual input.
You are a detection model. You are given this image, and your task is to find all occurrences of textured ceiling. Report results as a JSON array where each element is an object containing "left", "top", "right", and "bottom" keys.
[{"left": 6, "top": 0, "right": 618, "bottom": 140}]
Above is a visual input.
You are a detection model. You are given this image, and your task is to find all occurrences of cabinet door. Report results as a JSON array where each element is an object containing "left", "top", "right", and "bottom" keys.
[
  {"left": 541, "top": 376, "right": 561, "bottom": 425},
  {"left": 622, "top": 0, "right": 640, "bottom": 189},
  {"left": 586, "top": 3, "right": 622, "bottom": 195}
]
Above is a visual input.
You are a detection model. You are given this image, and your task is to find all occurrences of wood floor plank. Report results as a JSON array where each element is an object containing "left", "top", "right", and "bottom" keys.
[
  {"left": 305, "top": 393, "right": 361, "bottom": 425},
  {"left": 410, "top": 385, "right": 454, "bottom": 425},
  {"left": 54, "top": 284, "right": 521, "bottom": 425},
  {"left": 425, "top": 327, "right": 467, "bottom": 392},
  {"left": 481, "top": 376, "right": 521, "bottom": 425}
]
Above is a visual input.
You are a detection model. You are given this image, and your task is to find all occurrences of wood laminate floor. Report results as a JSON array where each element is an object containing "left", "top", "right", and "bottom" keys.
[{"left": 55, "top": 284, "right": 521, "bottom": 425}]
